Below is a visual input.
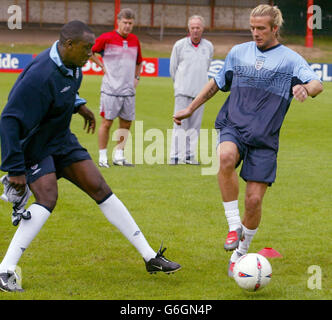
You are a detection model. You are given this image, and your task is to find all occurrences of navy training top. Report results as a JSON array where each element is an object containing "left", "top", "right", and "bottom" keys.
[
  {"left": 0, "top": 41, "right": 87, "bottom": 176},
  {"left": 214, "top": 41, "right": 320, "bottom": 151}
]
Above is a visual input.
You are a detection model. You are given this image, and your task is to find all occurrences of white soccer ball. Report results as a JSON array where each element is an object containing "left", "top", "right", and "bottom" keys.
[{"left": 233, "top": 253, "right": 272, "bottom": 291}]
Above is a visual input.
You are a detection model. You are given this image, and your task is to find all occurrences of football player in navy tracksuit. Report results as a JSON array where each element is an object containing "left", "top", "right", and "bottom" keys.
[{"left": 0, "top": 20, "right": 180, "bottom": 292}]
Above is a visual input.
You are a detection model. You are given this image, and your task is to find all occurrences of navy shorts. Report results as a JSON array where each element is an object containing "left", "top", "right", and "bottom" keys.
[
  {"left": 217, "top": 127, "right": 277, "bottom": 186},
  {"left": 26, "top": 148, "right": 91, "bottom": 184}
]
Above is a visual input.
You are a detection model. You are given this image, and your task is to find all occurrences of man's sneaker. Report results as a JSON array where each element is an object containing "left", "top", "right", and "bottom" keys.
[
  {"left": 185, "top": 159, "right": 200, "bottom": 165},
  {"left": 98, "top": 160, "right": 110, "bottom": 168},
  {"left": 113, "top": 159, "right": 134, "bottom": 167},
  {"left": 0, "top": 271, "right": 24, "bottom": 292},
  {"left": 169, "top": 158, "right": 185, "bottom": 165},
  {"left": 224, "top": 227, "right": 243, "bottom": 251},
  {"left": 145, "top": 244, "right": 181, "bottom": 274}
]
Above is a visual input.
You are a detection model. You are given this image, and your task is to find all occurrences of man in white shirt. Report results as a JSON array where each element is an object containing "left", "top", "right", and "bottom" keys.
[{"left": 169, "top": 15, "right": 214, "bottom": 165}]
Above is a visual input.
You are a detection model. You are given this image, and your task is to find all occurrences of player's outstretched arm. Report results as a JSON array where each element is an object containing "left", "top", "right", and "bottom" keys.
[{"left": 173, "top": 78, "right": 218, "bottom": 125}]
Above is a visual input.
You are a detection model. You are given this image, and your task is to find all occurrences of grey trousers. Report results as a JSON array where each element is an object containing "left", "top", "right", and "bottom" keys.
[{"left": 170, "top": 95, "right": 205, "bottom": 162}]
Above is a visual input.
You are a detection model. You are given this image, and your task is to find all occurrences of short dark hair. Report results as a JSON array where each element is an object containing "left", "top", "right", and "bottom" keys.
[
  {"left": 59, "top": 20, "right": 94, "bottom": 44},
  {"left": 117, "top": 8, "right": 135, "bottom": 20}
]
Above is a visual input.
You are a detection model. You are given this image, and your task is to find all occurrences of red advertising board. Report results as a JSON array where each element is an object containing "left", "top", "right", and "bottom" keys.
[
  {"left": 140, "top": 58, "right": 158, "bottom": 77},
  {"left": 81, "top": 56, "right": 158, "bottom": 76},
  {"left": 81, "top": 58, "right": 103, "bottom": 75},
  {"left": 1, "top": 53, "right": 331, "bottom": 81}
]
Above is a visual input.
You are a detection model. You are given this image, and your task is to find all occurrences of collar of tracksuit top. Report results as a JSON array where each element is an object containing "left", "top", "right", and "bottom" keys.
[
  {"left": 50, "top": 40, "right": 78, "bottom": 77},
  {"left": 50, "top": 40, "right": 86, "bottom": 107}
]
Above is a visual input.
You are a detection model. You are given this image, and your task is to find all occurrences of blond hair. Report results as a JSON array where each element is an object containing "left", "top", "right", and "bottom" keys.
[{"left": 250, "top": 5, "right": 284, "bottom": 37}]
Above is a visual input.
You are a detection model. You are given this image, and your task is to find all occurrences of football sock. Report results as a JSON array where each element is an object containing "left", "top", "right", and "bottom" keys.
[
  {"left": 98, "top": 194, "right": 156, "bottom": 262},
  {"left": 230, "top": 249, "right": 244, "bottom": 263},
  {"left": 0, "top": 203, "right": 50, "bottom": 273},
  {"left": 223, "top": 200, "right": 241, "bottom": 231},
  {"left": 237, "top": 224, "right": 258, "bottom": 256},
  {"left": 99, "top": 149, "right": 108, "bottom": 162}
]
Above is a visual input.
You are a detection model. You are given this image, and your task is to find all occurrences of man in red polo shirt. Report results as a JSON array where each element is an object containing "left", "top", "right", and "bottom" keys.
[{"left": 91, "top": 8, "right": 142, "bottom": 167}]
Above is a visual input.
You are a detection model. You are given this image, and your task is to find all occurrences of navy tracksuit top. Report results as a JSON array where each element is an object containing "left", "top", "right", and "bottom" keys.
[{"left": 0, "top": 46, "right": 84, "bottom": 177}]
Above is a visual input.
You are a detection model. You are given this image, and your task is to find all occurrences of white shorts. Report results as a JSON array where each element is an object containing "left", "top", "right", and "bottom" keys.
[{"left": 100, "top": 92, "right": 135, "bottom": 121}]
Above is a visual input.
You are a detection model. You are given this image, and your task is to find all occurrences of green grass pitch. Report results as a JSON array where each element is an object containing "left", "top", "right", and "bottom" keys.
[{"left": 0, "top": 72, "right": 331, "bottom": 300}]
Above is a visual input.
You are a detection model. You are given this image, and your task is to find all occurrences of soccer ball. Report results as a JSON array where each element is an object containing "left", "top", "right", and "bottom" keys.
[{"left": 233, "top": 253, "right": 272, "bottom": 291}]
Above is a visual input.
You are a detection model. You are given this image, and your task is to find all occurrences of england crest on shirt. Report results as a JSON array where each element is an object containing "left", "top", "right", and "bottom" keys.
[
  {"left": 255, "top": 56, "right": 265, "bottom": 70},
  {"left": 123, "top": 40, "right": 128, "bottom": 49}
]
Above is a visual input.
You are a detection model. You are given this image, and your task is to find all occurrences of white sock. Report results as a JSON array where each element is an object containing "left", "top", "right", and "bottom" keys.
[
  {"left": 98, "top": 194, "right": 156, "bottom": 262},
  {"left": 114, "top": 148, "right": 124, "bottom": 161},
  {"left": 0, "top": 203, "right": 50, "bottom": 273},
  {"left": 223, "top": 200, "right": 241, "bottom": 231},
  {"left": 99, "top": 149, "right": 108, "bottom": 162},
  {"left": 237, "top": 224, "right": 258, "bottom": 256}
]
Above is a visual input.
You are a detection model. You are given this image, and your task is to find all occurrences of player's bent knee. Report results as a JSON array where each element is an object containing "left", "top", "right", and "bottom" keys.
[
  {"left": 245, "top": 194, "right": 262, "bottom": 211},
  {"left": 87, "top": 176, "right": 112, "bottom": 202},
  {"left": 34, "top": 189, "right": 58, "bottom": 212},
  {"left": 29, "top": 175, "right": 58, "bottom": 211},
  {"left": 219, "top": 152, "right": 237, "bottom": 173}
]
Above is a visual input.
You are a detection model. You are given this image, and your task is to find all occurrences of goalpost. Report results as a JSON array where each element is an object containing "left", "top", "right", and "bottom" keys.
[
  {"left": 114, "top": 0, "right": 121, "bottom": 29},
  {"left": 305, "top": 0, "right": 314, "bottom": 48}
]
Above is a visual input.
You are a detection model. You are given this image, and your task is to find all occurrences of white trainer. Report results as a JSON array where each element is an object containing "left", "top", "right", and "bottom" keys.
[
  {"left": 98, "top": 160, "right": 110, "bottom": 168},
  {"left": 113, "top": 158, "right": 134, "bottom": 167}
]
